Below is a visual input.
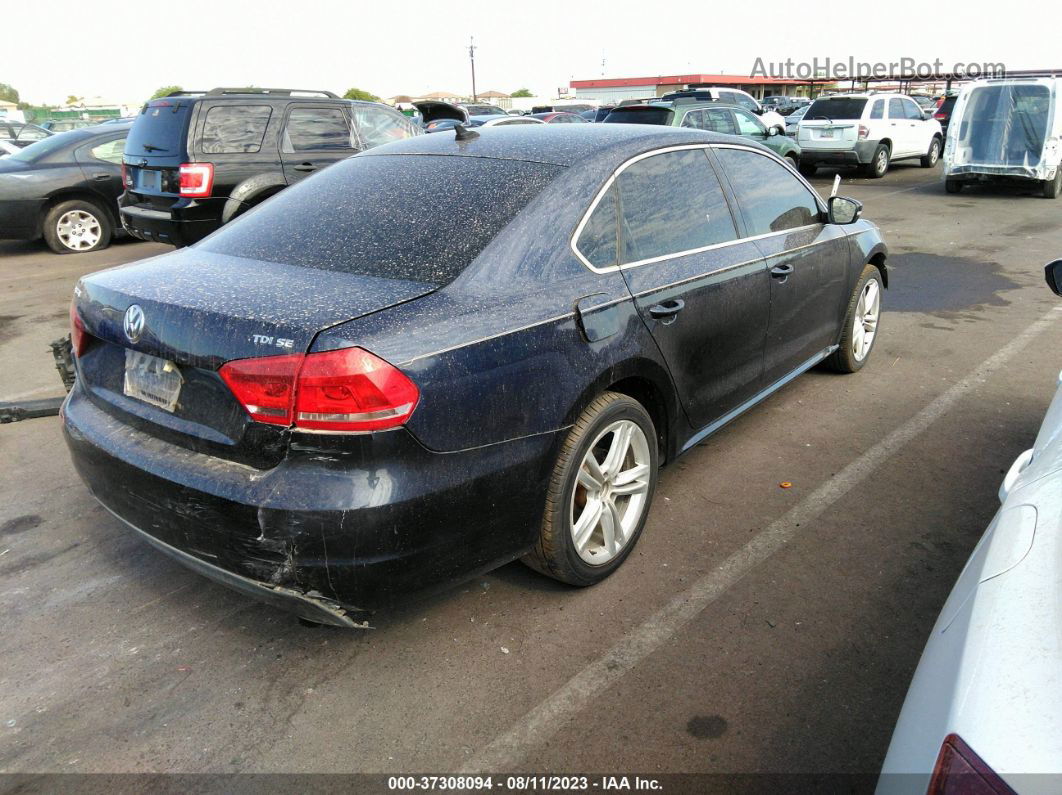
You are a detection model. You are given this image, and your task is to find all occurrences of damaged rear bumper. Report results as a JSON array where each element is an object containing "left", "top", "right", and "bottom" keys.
[{"left": 62, "top": 384, "right": 560, "bottom": 620}]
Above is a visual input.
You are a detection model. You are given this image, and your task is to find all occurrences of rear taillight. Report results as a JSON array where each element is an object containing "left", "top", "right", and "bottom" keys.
[
  {"left": 934, "top": 112, "right": 947, "bottom": 120},
  {"left": 69, "top": 300, "right": 88, "bottom": 357},
  {"left": 858, "top": 124, "right": 870, "bottom": 139},
  {"left": 928, "top": 734, "right": 1015, "bottom": 795},
  {"left": 178, "top": 162, "right": 214, "bottom": 198},
  {"left": 121, "top": 163, "right": 132, "bottom": 189},
  {"left": 219, "top": 347, "right": 419, "bottom": 433}
]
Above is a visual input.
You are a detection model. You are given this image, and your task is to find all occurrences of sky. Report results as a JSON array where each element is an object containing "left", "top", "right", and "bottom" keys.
[{"left": 7, "top": 0, "right": 1056, "bottom": 105}]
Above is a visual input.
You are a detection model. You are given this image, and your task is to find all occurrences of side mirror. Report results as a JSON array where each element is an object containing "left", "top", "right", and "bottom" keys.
[
  {"left": 1045, "top": 259, "right": 1062, "bottom": 296},
  {"left": 767, "top": 126, "right": 778, "bottom": 137},
  {"left": 828, "top": 195, "right": 863, "bottom": 224}
]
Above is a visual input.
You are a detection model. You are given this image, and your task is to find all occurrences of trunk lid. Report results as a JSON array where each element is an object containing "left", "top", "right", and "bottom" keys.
[
  {"left": 74, "top": 247, "right": 436, "bottom": 466},
  {"left": 123, "top": 98, "right": 196, "bottom": 201},
  {"left": 797, "top": 118, "right": 860, "bottom": 150}
]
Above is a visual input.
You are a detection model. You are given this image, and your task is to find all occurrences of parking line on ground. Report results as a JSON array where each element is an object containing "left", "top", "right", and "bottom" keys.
[{"left": 461, "top": 306, "right": 1061, "bottom": 773}]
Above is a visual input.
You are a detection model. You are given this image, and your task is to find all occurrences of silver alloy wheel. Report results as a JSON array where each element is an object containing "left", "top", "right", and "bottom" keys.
[
  {"left": 570, "top": 419, "right": 652, "bottom": 565},
  {"left": 929, "top": 140, "right": 939, "bottom": 164},
  {"left": 875, "top": 149, "right": 888, "bottom": 174},
  {"left": 56, "top": 210, "right": 102, "bottom": 251},
  {"left": 852, "top": 278, "right": 880, "bottom": 362}
]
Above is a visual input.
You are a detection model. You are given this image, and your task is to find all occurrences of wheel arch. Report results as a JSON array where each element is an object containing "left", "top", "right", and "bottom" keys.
[
  {"left": 41, "top": 189, "right": 118, "bottom": 228},
  {"left": 868, "top": 248, "right": 888, "bottom": 288},
  {"left": 221, "top": 173, "right": 288, "bottom": 224}
]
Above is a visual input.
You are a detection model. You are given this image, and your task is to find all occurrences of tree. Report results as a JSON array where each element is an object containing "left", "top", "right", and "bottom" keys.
[
  {"left": 151, "top": 85, "right": 183, "bottom": 99},
  {"left": 0, "top": 83, "right": 18, "bottom": 104},
  {"left": 511, "top": 88, "right": 533, "bottom": 98},
  {"left": 343, "top": 87, "right": 381, "bottom": 102},
  {"left": 66, "top": 95, "right": 83, "bottom": 106}
]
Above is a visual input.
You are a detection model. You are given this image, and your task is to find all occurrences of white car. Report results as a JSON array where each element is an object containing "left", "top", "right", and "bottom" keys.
[
  {"left": 878, "top": 259, "right": 1062, "bottom": 793},
  {"left": 797, "top": 93, "right": 943, "bottom": 178}
]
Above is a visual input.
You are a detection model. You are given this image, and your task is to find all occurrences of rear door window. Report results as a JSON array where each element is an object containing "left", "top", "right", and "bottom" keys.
[
  {"left": 199, "top": 105, "right": 272, "bottom": 154},
  {"left": 716, "top": 148, "right": 821, "bottom": 236},
  {"left": 281, "top": 107, "right": 355, "bottom": 152},
  {"left": 88, "top": 137, "right": 126, "bottom": 163},
  {"left": 575, "top": 185, "right": 619, "bottom": 268},
  {"left": 680, "top": 110, "right": 705, "bottom": 129},
  {"left": 616, "top": 149, "right": 737, "bottom": 264}
]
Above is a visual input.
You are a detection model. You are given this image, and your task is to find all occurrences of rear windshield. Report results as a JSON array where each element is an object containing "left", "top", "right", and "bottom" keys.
[
  {"left": 199, "top": 154, "right": 564, "bottom": 285},
  {"left": 603, "top": 107, "right": 673, "bottom": 125},
  {"left": 805, "top": 98, "right": 868, "bottom": 120},
  {"left": 124, "top": 99, "right": 194, "bottom": 157}
]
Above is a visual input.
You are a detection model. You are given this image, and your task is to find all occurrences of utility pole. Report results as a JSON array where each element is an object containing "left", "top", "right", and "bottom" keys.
[{"left": 469, "top": 36, "right": 477, "bottom": 101}]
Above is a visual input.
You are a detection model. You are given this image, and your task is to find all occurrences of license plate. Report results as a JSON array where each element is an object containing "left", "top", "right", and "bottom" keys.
[
  {"left": 819, "top": 128, "right": 836, "bottom": 139},
  {"left": 139, "top": 169, "right": 160, "bottom": 192},
  {"left": 123, "top": 350, "right": 183, "bottom": 412}
]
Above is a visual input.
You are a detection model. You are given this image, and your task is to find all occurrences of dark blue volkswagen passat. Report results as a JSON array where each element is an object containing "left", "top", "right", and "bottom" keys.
[{"left": 64, "top": 125, "right": 888, "bottom": 627}]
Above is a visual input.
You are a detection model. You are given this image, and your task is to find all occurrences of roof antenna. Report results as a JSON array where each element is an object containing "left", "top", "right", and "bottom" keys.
[{"left": 454, "top": 122, "right": 479, "bottom": 141}]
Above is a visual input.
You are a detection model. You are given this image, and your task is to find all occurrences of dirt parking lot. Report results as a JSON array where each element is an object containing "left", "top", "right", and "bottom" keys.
[{"left": 2, "top": 161, "right": 1060, "bottom": 785}]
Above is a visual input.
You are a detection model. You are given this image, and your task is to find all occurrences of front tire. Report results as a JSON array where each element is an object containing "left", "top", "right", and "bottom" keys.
[
  {"left": 921, "top": 137, "right": 941, "bottom": 167},
  {"left": 42, "top": 199, "right": 112, "bottom": 254},
  {"left": 1042, "top": 170, "right": 1062, "bottom": 199},
  {"left": 825, "top": 265, "right": 883, "bottom": 373},
  {"left": 523, "top": 392, "right": 658, "bottom": 586}
]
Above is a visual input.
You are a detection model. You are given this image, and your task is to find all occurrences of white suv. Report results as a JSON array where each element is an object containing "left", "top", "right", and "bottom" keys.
[{"left": 797, "top": 93, "right": 943, "bottom": 178}]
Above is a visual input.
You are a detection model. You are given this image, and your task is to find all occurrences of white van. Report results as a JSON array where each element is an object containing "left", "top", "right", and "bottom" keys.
[
  {"left": 797, "top": 93, "right": 942, "bottom": 178},
  {"left": 942, "top": 77, "right": 1061, "bottom": 199}
]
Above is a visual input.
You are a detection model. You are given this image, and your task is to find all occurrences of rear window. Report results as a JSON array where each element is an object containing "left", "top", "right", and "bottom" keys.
[
  {"left": 125, "top": 100, "right": 194, "bottom": 157},
  {"left": 805, "top": 98, "right": 868, "bottom": 120},
  {"left": 603, "top": 107, "right": 673, "bottom": 125},
  {"left": 199, "top": 154, "right": 564, "bottom": 285}
]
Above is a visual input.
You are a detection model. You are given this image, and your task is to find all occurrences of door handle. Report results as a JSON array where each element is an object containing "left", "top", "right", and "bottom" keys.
[
  {"left": 293, "top": 163, "right": 316, "bottom": 172},
  {"left": 648, "top": 299, "right": 685, "bottom": 321},
  {"left": 770, "top": 263, "right": 794, "bottom": 279}
]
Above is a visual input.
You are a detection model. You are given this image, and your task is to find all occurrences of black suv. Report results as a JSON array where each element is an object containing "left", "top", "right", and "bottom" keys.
[{"left": 119, "top": 88, "right": 419, "bottom": 246}]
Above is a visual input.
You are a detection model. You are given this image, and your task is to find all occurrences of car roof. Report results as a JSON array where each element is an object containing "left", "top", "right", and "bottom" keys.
[{"left": 360, "top": 123, "right": 760, "bottom": 167}]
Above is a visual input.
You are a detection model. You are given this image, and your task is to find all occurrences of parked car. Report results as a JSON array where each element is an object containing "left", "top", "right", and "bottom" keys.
[
  {"left": 603, "top": 102, "right": 801, "bottom": 167},
  {"left": 425, "top": 115, "right": 545, "bottom": 133},
  {"left": 797, "top": 93, "right": 943, "bottom": 178},
  {"left": 933, "top": 95, "right": 958, "bottom": 141},
  {"left": 878, "top": 258, "right": 1062, "bottom": 793},
  {"left": 64, "top": 124, "right": 887, "bottom": 626},
  {"left": 459, "top": 103, "right": 507, "bottom": 117},
  {"left": 658, "top": 88, "right": 787, "bottom": 132},
  {"left": 119, "top": 88, "right": 420, "bottom": 247},
  {"left": 942, "top": 77, "right": 1062, "bottom": 198},
  {"left": 762, "top": 95, "right": 806, "bottom": 115},
  {"left": 784, "top": 104, "right": 811, "bottom": 136},
  {"left": 529, "top": 112, "right": 588, "bottom": 124},
  {"left": 530, "top": 104, "right": 594, "bottom": 114},
  {"left": 0, "top": 121, "right": 53, "bottom": 148},
  {"left": 0, "top": 123, "right": 130, "bottom": 253},
  {"left": 40, "top": 119, "right": 98, "bottom": 133},
  {"left": 581, "top": 106, "right": 615, "bottom": 123}
]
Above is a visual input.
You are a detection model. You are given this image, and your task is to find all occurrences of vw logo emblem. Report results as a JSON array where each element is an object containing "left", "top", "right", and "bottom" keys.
[{"left": 124, "top": 304, "right": 145, "bottom": 343}]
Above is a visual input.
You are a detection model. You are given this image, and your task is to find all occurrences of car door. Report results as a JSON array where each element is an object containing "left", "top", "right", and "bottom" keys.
[
  {"left": 279, "top": 105, "right": 359, "bottom": 184},
  {"left": 733, "top": 108, "right": 770, "bottom": 144},
  {"left": 902, "top": 97, "right": 932, "bottom": 153},
  {"left": 887, "top": 97, "right": 917, "bottom": 156},
  {"left": 601, "top": 146, "right": 770, "bottom": 428},
  {"left": 74, "top": 133, "right": 127, "bottom": 208},
  {"left": 713, "top": 146, "right": 850, "bottom": 384}
]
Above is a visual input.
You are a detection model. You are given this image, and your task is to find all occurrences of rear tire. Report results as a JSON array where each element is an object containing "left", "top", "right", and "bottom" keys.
[
  {"left": 865, "top": 145, "right": 890, "bottom": 178},
  {"left": 825, "top": 265, "right": 883, "bottom": 374},
  {"left": 944, "top": 179, "right": 963, "bottom": 194},
  {"left": 42, "top": 199, "right": 112, "bottom": 254},
  {"left": 785, "top": 154, "right": 800, "bottom": 171},
  {"left": 1042, "top": 170, "right": 1062, "bottom": 199},
  {"left": 522, "top": 392, "right": 658, "bottom": 586},
  {"left": 798, "top": 163, "right": 817, "bottom": 177},
  {"left": 920, "top": 137, "right": 941, "bottom": 167}
]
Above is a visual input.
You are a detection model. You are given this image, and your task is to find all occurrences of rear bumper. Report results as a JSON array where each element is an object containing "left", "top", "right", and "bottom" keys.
[
  {"left": 800, "top": 140, "right": 879, "bottom": 165},
  {"left": 62, "top": 384, "right": 560, "bottom": 618},
  {"left": 118, "top": 194, "right": 222, "bottom": 246}
]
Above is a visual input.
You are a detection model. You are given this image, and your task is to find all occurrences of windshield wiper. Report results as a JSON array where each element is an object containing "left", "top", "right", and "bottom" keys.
[{"left": 141, "top": 143, "right": 164, "bottom": 152}]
